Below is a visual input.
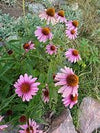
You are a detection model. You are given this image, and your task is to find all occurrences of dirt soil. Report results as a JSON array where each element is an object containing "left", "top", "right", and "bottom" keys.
[{"left": 0, "top": 1, "right": 23, "bottom": 17}]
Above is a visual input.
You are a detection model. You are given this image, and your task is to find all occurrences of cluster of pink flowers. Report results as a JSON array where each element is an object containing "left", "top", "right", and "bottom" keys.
[
  {"left": 33, "top": 7, "right": 80, "bottom": 59},
  {"left": 9, "top": 7, "right": 82, "bottom": 132},
  {"left": 55, "top": 67, "right": 79, "bottom": 108},
  {"left": 14, "top": 8, "right": 81, "bottom": 108},
  {"left": 0, "top": 7, "right": 83, "bottom": 133},
  {"left": 39, "top": 8, "right": 66, "bottom": 25},
  {"left": 66, "top": 20, "right": 79, "bottom": 40},
  {"left": 37, "top": 7, "right": 79, "bottom": 41}
]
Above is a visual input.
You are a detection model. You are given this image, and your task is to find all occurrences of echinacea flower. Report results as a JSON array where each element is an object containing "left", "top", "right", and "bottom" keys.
[
  {"left": 35, "top": 27, "right": 53, "bottom": 43},
  {"left": 56, "top": 10, "right": 66, "bottom": 23},
  {"left": 19, "top": 115, "right": 27, "bottom": 123},
  {"left": 46, "top": 44, "right": 57, "bottom": 55},
  {"left": 14, "top": 73, "right": 40, "bottom": 102},
  {"left": 0, "top": 116, "right": 8, "bottom": 131},
  {"left": 7, "top": 50, "right": 13, "bottom": 55},
  {"left": 66, "top": 28, "right": 78, "bottom": 40},
  {"left": 23, "top": 41, "right": 35, "bottom": 52},
  {"left": 65, "top": 48, "right": 81, "bottom": 63},
  {"left": 62, "top": 94, "right": 78, "bottom": 108},
  {"left": 39, "top": 7, "right": 57, "bottom": 25},
  {"left": 42, "top": 84, "right": 49, "bottom": 103},
  {"left": 19, "top": 118, "right": 43, "bottom": 133},
  {"left": 55, "top": 67, "right": 79, "bottom": 97},
  {"left": 66, "top": 20, "right": 79, "bottom": 29},
  {"left": 6, "top": 110, "right": 13, "bottom": 116}
]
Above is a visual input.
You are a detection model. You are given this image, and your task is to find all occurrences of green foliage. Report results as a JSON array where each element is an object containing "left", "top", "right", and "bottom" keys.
[{"left": 0, "top": 10, "right": 16, "bottom": 39}]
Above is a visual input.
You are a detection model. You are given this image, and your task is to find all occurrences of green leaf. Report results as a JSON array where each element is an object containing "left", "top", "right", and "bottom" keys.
[{"left": 0, "top": 63, "right": 14, "bottom": 77}]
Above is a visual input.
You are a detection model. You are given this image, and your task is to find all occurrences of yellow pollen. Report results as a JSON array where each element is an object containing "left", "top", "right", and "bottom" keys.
[
  {"left": 66, "top": 74, "right": 79, "bottom": 87},
  {"left": 26, "top": 128, "right": 30, "bottom": 133},
  {"left": 71, "top": 30, "right": 75, "bottom": 34},
  {"left": 23, "top": 43, "right": 30, "bottom": 49},
  {"left": 72, "top": 49, "right": 79, "bottom": 56},
  {"left": 46, "top": 8, "right": 55, "bottom": 17},
  {"left": 51, "top": 45, "right": 56, "bottom": 50},
  {"left": 42, "top": 27, "right": 50, "bottom": 35},
  {"left": 72, "top": 20, "right": 79, "bottom": 27},
  {"left": 71, "top": 94, "right": 78, "bottom": 102},
  {"left": 44, "top": 89, "right": 49, "bottom": 97},
  {"left": 21, "top": 83, "right": 30, "bottom": 93},
  {"left": 58, "top": 10, "right": 65, "bottom": 17},
  {"left": 26, "top": 126, "right": 34, "bottom": 133}
]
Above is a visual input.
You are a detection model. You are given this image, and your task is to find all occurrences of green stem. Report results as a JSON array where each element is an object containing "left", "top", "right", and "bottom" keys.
[
  {"left": 22, "top": 0, "right": 29, "bottom": 35},
  {"left": 0, "top": 93, "right": 16, "bottom": 111},
  {"left": 22, "top": 0, "right": 25, "bottom": 17}
]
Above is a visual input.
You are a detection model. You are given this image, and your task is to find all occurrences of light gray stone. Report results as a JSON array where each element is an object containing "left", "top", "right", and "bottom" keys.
[
  {"left": 28, "top": 3, "right": 45, "bottom": 14},
  {"left": 50, "top": 0, "right": 67, "bottom": 5},
  {"left": 49, "top": 109, "right": 77, "bottom": 133},
  {"left": 79, "top": 97, "right": 100, "bottom": 133}
]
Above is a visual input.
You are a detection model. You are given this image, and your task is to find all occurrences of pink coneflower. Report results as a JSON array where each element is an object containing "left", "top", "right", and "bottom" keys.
[
  {"left": 42, "top": 84, "right": 49, "bottom": 103},
  {"left": 55, "top": 67, "right": 79, "bottom": 97},
  {"left": 65, "top": 48, "right": 81, "bottom": 63},
  {"left": 23, "top": 41, "right": 35, "bottom": 52},
  {"left": 39, "top": 7, "right": 57, "bottom": 25},
  {"left": 6, "top": 110, "right": 13, "bottom": 116},
  {"left": 19, "top": 118, "right": 43, "bottom": 133},
  {"left": 0, "top": 116, "right": 8, "bottom": 131},
  {"left": 7, "top": 50, "right": 13, "bottom": 55},
  {"left": 66, "top": 28, "right": 78, "bottom": 40},
  {"left": 19, "top": 115, "right": 27, "bottom": 123},
  {"left": 56, "top": 10, "right": 66, "bottom": 23},
  {"left": 66, "top": 20, "right": 79, "bottom": 29},
  {"left": 14, "top": 73, "right": 40, "bottom": 102},
  {"left": 35, "top": 27, "right": 53, "bottom": 43},
  {"left": 46, "top": 44, "right": 57, "bottom": 55},
  {"left": 62, "top": 94, "right": 78, "bottom": 108}
]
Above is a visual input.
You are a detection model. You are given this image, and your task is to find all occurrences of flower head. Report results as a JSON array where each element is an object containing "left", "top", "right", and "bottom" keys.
[
  {"left": 66, "top": 28, "right": 78, "bottom": 40},
  {"left": 23, "top": 41, "right": 35, "bottom": 52},
  {"left": 42, "top": 84, "right": 49, "bottom": 103},
  {"left": 66, "top": 20, "right": 79, "bottom": 29},
  {"left": 65, "top": 48, "right": 81, "bottom": 63},
  {"left": 55, "top": 67, "right": 79, "bottom": 97},
  {"left": 56, "top": 10, "right": 66, "bottom": 23},
  {"left": 0, "top": 116, "right": 8, "bottom": 131},
  {"left": 35, "top": 27, "right": 53, "bottom": 43},
  {"left": 19, "top": 118, "right": 43, "bottom": 133},
  {"left": 19, "top": 115, "right": 27, "bottom": 123},
  {"left": 39, "top": 7, "right": 57, "bottom": 25},
  {"left": 6, "top": 110, "right": 13, "bottom": 116},
  {"left": 46, "top": 44, "right": 57, "bottom": 55},
  {"left": 62, "top": 93, "right": 78, "bottom": 108},
  {"left": 7, "top": 50, "right": 13, "bottom": 55},
  {"left": 14, "top": 73, "right": 40, "bottom": 102}
]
